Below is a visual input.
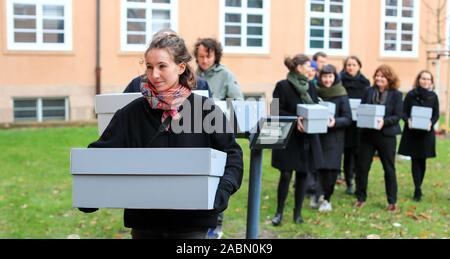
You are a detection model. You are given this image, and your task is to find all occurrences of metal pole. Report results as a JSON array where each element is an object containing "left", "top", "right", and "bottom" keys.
[
  {"left": 95, "top": 0, "right": 101, "bottom": 95},
  {"left": 246, "top": 148, "right": 263, "bottom": 239},
  {"left": 446, "top": 54, "right": 450, "bottom": 134}
]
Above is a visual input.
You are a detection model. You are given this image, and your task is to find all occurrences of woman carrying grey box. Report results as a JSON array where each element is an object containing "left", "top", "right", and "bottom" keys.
[
  {"left": 398, "top": 70, "right": 440, "bottom": 202},
  {"left": 355, "top": 64, "right": 403, "bottom": 212},
  {"left": 79, "top": 32, "right": 243, "bottom": 239},
  {"left": 315, "top": 65, "right": 352, "bottom": 212}
]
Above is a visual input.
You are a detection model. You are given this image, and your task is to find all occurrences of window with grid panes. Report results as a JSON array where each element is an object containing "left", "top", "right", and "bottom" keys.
[
  {"left": 121, "top": 0, "right": 178, "bottom": 52},
  {"left": 306, "top": 0, "right": 349, "bottom": 55},
  {"left": 6, "top": 0, "right": 72, "bottom": 51},
  {"left": 220, "top": 0, "right": 270, "bottom": 54},
  {"left": 381, "top": 0, "right": 419, "bottom": 57}
]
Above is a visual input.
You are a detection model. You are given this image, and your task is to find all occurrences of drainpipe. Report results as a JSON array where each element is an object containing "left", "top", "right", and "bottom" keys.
[{"left": 95, "top": 0, "right": 101, "bottom": 95}]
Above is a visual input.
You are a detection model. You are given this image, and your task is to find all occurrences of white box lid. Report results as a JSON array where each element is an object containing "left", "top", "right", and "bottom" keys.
[
  {"left": 319, "top": 101, "right": 336, "bottom": 116},
  {"left": 71, "top": 148, "right": 226, "bottom": 177},
  {"left": 357, "top": 104, "right": 385, "bottom": 116},
  {"left": 411, "top": 106, "right": 432, "bottom": 119},
  {"left": 95, "top": 93, "right": 143, "bottom": 114},
  {"left": 297, "top": 104, "right": 329, "bottom": 119},
  {"left": 349, "top": 99, "right": 362, "bottom": 109}
]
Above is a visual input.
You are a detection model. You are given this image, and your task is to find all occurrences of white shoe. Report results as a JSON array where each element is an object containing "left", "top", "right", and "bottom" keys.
[
  {"left": 318, "top": 201, "right": 332, "bottom": 212},
  {"left": 310, "top": 196, "right": 319, "bottom": 209}
]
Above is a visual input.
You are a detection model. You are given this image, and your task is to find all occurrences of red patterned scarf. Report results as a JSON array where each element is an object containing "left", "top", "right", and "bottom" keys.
[{"left": 140, "top": 77, "right": 191, "bottom": 129}]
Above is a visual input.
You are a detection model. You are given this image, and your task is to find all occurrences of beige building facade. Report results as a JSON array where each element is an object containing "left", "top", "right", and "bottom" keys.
[{"left": 1, "top": 0, "right": 449, "bottom": 124}]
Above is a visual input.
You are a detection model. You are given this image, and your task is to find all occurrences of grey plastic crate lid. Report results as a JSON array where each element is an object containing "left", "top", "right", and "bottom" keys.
[
  {"left": 297, "top": 104, "right": 329, "bottom": 119},
  {"left": 70, "top": 148, "right": 226, "bottom": 177}
]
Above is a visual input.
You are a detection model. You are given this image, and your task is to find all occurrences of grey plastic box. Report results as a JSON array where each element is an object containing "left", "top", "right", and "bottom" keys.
[
  {"left": 95, "top": 93, "right": 142, "bottom": 135},
  {"left": 297, "top": 104, "right": 329, "bottom": 119},
  {"left": 70, "top": 148, "right": 227, "bottom": 210},
  {"left": 357, "top": 115, "right": 382, "bottom": 129},
  {"left": 357, "top": 104, "right": 385, "bottom": 116},
  {"left": 297, "top": 105, "right": 329, "bottom": 134},
  {"left": 411, "top": 106, "right": 432, "bottom": 130},
  {"left": 349, "top": 99, "right": 362, "bottom": 121},
  {"left": 357, "top": 104, "right": 385, "bottom": 129},
  {"left": 232, "top": 101, "right": 267, "bottom": 133},
  {"left": 319, "top": 101, "right": 336, "bottom": 117}
]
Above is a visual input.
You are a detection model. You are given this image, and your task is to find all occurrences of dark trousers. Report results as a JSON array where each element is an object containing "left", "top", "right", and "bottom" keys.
[
  {"left": 318, "top": 169, "right": 340, "bottom": 202},
  {"left": 131, "top": 227, "right": 209, "bottom": 239},
  {"left": 355, "top": 132, "right": 398, "bottom": 205},
  {"left": 412, "top": 158, "right": 427, "bottom": 193},
  {"left": 276, "top": 171, "right": 308, "bottom": 217},
  {"left": 343, "top": 147, "right": 357, "bottom": 187}
]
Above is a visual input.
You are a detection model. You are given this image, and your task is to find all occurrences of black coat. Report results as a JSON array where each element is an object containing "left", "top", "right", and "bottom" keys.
[
  {"left": 318, "top": 95, "right": 352, "bottom": 170},
  {"left": 398, "top": 89, "right": 440, "bottom": 158},
  {"left": 271, "top": 80, "right": 324, "bottom": 173},
  {"left": 360, "top": 87, "right": 403, "bottom": 137},
  {"left": 124, "top": 75, "right": 212, "bottom": 97},
  {"left": 87, "top": 94, "right": 243, "bottom": 229},
  {"left": 340, "top": 72, "right": 371, "bottom": 148}
]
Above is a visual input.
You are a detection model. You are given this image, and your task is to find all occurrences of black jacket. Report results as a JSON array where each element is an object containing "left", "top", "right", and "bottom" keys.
[
  {"left": 271, "top": 80, "right": 324, "bottom": 173},
  {"left": 318, "top": 95, "right": 352, "bottom": 170},
  {"left": 360, "top": 87, "right": 403, "bottom": 137},
  {"left": 398, "top": 88, "right": 439, "bottom": 158},
  {"left": 124, "top": 75, "right": 212, "bottom": 97},
  {"left": 340, "top": 72, "right": 371, "bottom": 148},
  {"left": 86, "top": 94, "right": 243, "bottom": 229}
]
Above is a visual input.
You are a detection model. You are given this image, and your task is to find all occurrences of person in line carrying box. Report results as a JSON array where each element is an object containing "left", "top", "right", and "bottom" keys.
[
  {"left": 355, "top": 65, "right": 403, "bottom": 212},
  {"left": 270, "top": 54, "right": 324, "bottom": 226},
  {"left": 339, "top": 56, "right": 371, "bottom": 195},
  {"left": 398, "top": 70, "right": 440, "bottom": 202},
  {"left": 79, "top": 32, "right": 243, "bottom": 239},
  {"left": 315, "top": 65, "right": 352, "bottom": 212}
]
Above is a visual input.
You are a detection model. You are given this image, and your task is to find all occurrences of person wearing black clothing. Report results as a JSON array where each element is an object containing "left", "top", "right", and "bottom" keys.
[
  {"left": 271, "top": 54, "right": 324, "bottom": 225},
  {"left": 124, "top": 74, "right": 212, "bottom": 97},
  {"left": 80, "top": 33, "right": 243, "bottom": 239},
  {"left": 355, "top": 64, "right": 403, "bottom": 212},
  {"left": 316, "top": 65, "right": 352, "bottom": 212},
  {"left": 340, "top": 56, "right": 371, "bottom": 194},
  {"left": 398, "top": 70, "right": 440, "bottom": 202}
]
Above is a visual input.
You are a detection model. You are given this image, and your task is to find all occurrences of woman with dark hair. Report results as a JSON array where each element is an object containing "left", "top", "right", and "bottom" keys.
[
  {"left": 398, "top": 70, "right": 440, "bottom": 202},
  {"left": 79, "top": 32, "right": 243, "bottom": 239},
  {"left": 339, "top": 56, "right": 371, "bottom": 194},
  {"left": 355, "top": 65, "right": 403, "bottom": 212},
  {"left": 270, "top": 54, "right": 323, "bottom": 225},
  {"left": 315, "top": 64, "right": 352, "bottom": 212}
]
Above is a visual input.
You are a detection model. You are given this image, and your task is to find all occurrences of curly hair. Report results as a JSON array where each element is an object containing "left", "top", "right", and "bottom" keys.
[
  {"left": 193, "top": 38, "right": 223, "bottom": 65},
  {"left": 373, "top": 64, "right": 400, "bottom": 90}
]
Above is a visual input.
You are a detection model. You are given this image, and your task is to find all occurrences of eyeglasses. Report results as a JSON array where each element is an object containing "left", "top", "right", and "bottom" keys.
[{"left": 419, "top": 78, "right": 432, "bottom": 81}]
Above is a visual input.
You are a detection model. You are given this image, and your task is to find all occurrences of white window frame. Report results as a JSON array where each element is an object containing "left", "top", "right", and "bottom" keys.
[
  {"left": 6, "top": 0, "right": 72, "bottom": 51},
  {"left": 219, "top": 0, "right": 271, "bottom": 54},
  {"left": 13, "top": 97, "right": 69, "bottom": 122},
  {"left": 120, "top": 0, "right": 179, "bottom": 52},
  {"left": 380, "top": 0, "right": 420, "bottom": 58},
  {"left": 305, "top": 0, "right": 350, "bottom": 56}
]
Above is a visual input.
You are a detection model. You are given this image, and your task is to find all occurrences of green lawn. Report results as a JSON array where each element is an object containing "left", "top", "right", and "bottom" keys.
[{"left": 0, "top": 127, "right": 448, "bottom": 239}]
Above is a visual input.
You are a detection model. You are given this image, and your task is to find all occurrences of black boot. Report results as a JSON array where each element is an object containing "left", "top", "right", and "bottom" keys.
[
  {"left": 293, "top": 210, "right": 304, "bottom": 224},
  {"left": 413, "top": 189, "right": 422, "bottom": 202},
  {"left": 271, "top": 213, "right": 283, "bottom": 226}
]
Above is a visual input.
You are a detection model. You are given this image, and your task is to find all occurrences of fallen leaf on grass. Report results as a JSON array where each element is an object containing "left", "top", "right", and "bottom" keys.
[
  {"left": 406, "top": 211, "right": 419, "bottom": 221},
  {"left": 418, "top": 213, "right": 432, "bottom": 220}
]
